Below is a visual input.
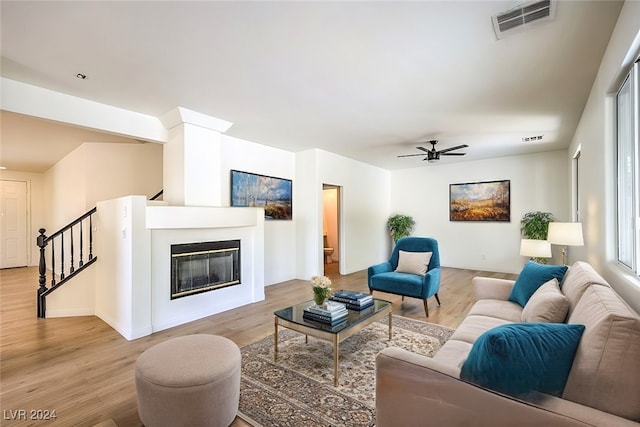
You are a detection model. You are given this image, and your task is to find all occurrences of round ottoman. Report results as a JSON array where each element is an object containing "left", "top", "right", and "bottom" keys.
[{"left": 135, "top": 334, "right": 241, "bottom": 427}]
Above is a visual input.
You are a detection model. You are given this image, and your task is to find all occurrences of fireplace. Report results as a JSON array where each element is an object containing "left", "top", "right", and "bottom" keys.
[{"left": 170, "top": 240, "right": 241, "bottom": 299}]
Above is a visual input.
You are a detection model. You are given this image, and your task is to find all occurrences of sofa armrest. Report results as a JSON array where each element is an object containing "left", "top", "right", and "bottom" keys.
[
  {"left": 376, "top": 347, "right": 636, "bottom": 427},
  {"left": 472, "top": 276, "right": 515, "bottom": 301}
]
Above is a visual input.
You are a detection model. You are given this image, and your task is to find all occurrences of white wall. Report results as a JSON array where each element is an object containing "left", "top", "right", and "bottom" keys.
[
  {"left": 0, "top": 170, "right": 45, "bottom": 266},
  {"left": 93, "top": 196, "right": 152, "bottom": 340},
  {"left": 295, "top": 150, "right": 320, "bottom": 279},
  {"left": 44, "top": 144, "right": 88, "bottom": 232},
  {"left": 391, "top": 150, "right": 569, "bottom": 274},
  {"left": 84, "top": 142, "right": 163, "bottom": 208},
  {"left": 43, "top": 141, "right": 163, "bottom": 229},
  {"left": 318, "top": 150, "right": 391, "bottom": 274},
  {"left": 45, "top": 266, "right": 96, "bottom": 317},
  {"left": 296, "top": 149, "right": 391, "bottom": 278},
  {"left": 221, "top": 135, "right": 296, "bottom": 285},
  {"left": 568, "top": 0, "right": 640, "bottom": 313}
]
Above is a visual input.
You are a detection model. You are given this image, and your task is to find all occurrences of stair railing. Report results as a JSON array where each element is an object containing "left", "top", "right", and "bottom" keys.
[{"left": 37, "top": 207, "right": 97, "bottom": 318}]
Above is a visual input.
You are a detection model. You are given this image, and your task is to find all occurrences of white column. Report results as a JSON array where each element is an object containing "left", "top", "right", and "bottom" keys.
[{"left": 161, "top": 107, "right": 233, "bottom": 207}]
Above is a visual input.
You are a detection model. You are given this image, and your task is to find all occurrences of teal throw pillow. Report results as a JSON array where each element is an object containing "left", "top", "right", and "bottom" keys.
[
  {"left": 509, "top": 261, "right": 568, "bottom": 307},
  {"left": 460, "top": 323, "right": 585, "bottom": 397}
]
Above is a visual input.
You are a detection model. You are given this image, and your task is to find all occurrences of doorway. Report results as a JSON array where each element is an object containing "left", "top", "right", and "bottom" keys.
[
  {"left": 322, "top": 184, "right": 341, "bottom": 276},
  {"left": 0, "top": 180, "right": 28, "bottom": 268}
]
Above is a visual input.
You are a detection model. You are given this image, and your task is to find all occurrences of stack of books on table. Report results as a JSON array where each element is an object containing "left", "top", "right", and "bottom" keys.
[
  {"left": 328, "top": 290, "right": 374, "bottom": 311},
  {"left": 303, "top": 301, "right": 348, "bottom": 326}
]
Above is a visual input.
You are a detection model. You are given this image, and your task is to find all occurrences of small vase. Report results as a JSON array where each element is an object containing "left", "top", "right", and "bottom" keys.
[{"left": 313, "top": 293, "right": 326, "bottom": 306}]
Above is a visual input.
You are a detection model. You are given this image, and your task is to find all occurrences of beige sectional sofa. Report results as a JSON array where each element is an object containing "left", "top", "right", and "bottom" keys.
[{"left": 376, "top": 261, "right": 640, "bottom": 426}]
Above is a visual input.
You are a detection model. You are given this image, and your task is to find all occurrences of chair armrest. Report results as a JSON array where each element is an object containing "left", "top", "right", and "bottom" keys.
[
  {"left": 367, "top": 262, "right": 392, "bottom": 286},
  {"left": 421, "top": 267, "right": 441, "bottom": 299},
  {"left": 472, "top": 276, "right": 515, "bottom": 301},
  {"left": 376, "top": 347, "right": 629, "bottom": 427}
]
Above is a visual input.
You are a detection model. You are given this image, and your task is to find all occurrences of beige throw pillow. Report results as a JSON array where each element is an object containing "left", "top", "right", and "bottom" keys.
[
  {"left": 395, "top": 250, "right": 432, "bottom": 276},
  {"left": 521, "top": 278, "right": 569, "bottom": 323}
]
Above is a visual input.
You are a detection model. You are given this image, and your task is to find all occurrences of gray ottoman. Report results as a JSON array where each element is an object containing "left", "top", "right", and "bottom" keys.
[{"left": 135, "top": 334, "right": 241, "bottom": 427}]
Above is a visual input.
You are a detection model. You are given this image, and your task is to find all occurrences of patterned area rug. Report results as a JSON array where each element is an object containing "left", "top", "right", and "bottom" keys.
[{"left": 239, "top": 316, "right": 454, "bottom": 426}]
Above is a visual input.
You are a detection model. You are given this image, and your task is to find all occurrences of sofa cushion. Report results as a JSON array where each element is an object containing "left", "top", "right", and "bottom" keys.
[
  {"left": 449, "top": 315, "right": 513, "bottom": 344},
  {"left": 508, "top": 261, "right": 568, "bottom": 307},
  {"left": 468, "top": 300, "right": 523, "bottom": 322},
  {"left": 395, "top": 250, "right": 432, "bottom": 275},
  {"left": 563, "top": 285, "right": 640, "bottom": 421},
  {"left": 369, "top": 271, "right": 423, "bottom": 298},
  {"left": 521, "top": 279, "right": 569, "bottom": 323},
  {"left": 460, "top": 323, "right": 585, "bottom": 397},
  {"left": 560, "top": 261, "right": 610, "bottom": 316}
]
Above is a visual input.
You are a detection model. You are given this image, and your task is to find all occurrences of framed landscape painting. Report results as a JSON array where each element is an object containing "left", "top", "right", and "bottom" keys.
[
  {"left": 230, "top": 170, "right": 292, "bottom": 220},
  {"left": 449, "top": 180, "right": 510, "bottom": 222}
]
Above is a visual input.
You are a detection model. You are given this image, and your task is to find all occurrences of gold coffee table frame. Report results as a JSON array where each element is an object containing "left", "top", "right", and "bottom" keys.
[{"left": 274, "top": 299, "right": 392, "bottom": 387}]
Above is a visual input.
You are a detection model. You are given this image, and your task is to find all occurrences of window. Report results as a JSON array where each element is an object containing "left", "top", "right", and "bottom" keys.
[{"left": 616, "top": 60, "right": 639, "bottom": 273}]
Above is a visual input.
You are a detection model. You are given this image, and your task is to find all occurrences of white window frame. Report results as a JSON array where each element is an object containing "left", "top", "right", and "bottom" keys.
[{"left": 616, "top": 60, "right": 640, "bottom": 275}]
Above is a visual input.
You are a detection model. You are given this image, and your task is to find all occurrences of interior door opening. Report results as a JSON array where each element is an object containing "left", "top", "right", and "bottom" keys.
[
  {"left": 0, "top": 180, "right": 29, "bottom": 269},
  {"left": 322, "top": 184, "right": 341, "bottom": 276}
]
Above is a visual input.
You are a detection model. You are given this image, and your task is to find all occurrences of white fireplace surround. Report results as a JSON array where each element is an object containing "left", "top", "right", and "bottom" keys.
[{"left": 93, "top": 196, "right": 265, "bottom": 341}]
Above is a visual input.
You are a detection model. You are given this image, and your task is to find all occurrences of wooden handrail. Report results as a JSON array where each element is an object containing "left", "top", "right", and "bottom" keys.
[
  {"left": 150, "top": 190, "right": 163, "bottom": 201},
  {"left": 46, "top": 207, "right": 97, "bottom": 241}
]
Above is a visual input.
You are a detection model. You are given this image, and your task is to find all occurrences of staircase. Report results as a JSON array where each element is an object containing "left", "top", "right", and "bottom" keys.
[
  {"left": 36, "top": 191, "right": 163, "bottom": 318},
  {"left": 36, "top": 207, "right": 97, "bottom": 318}
]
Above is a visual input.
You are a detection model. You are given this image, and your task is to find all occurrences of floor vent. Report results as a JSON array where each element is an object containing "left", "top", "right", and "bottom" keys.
[{"left": 492, "top": 0, "right": 555, "bottom": 39}]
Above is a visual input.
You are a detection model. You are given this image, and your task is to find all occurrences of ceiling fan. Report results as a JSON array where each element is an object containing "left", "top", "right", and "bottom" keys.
[{"left": 398, "top": 140, "right": 469, "bottom": 163}]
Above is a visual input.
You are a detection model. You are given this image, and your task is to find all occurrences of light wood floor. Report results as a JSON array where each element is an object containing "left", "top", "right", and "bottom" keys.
[{"left": 0, "top": 264, "right": 515, "bottom": 426}]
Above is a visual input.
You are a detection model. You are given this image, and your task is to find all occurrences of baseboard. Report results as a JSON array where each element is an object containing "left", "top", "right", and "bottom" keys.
[
  {"left": 46, "top": 308, "right": 94, "bottom": 317},
  {"left": 94, "top": 309, "right": 152, "bottom": 341}
]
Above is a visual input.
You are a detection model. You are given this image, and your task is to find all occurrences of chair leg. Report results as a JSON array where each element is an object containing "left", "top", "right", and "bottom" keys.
[
  {"left": 402, "top": 296, "right": 405, "bottom": 302},
  {"left": 435, "top": 293, "right": 441, "bottom": 306},
  {"left": 423, "top": 299, "right": 429, "bottom": 318}
]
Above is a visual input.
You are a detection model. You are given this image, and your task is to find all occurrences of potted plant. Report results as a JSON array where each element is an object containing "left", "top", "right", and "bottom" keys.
[
  {"left": 521, "top": 211, "right": 554, "bottom": 240},
  {"left": 311, "top": 275, "right": 332, "bottom": 306},
  {"left": 521, "top": 211, "right": 554, "bottom": 263},
  {"left": 387, "top": 214, "right": 415, "bottom": 242}
]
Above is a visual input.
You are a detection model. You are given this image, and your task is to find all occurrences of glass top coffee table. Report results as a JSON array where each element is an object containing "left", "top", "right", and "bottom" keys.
[{"left": 274, "top": 298, "right": 392, "bottom": 386}]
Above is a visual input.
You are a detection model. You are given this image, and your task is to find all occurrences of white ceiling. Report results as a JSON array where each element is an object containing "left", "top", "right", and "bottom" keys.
[{"left": 0, "top": 1, "right": 623, "bottom": 172}]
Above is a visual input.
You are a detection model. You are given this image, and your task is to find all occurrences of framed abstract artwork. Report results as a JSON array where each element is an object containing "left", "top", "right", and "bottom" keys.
[
  {"left": 449, "top": 180, "right": 510, "bottom": 222},
  {"left": 230, "top": 170, "right": 292, "bottom": 220}
]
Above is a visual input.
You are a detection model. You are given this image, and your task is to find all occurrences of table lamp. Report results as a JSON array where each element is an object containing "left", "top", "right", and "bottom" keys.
[
  {"left": 520, "top": 239, "right": 552, "bottom": 261},
  {"left": 547, "top": 222, "right": 584, "bottom": 265}
]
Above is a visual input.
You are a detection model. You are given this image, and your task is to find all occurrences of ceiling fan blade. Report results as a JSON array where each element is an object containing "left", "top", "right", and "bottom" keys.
[
  {"left": 416, "top": 146, "right": 431, "bottom": 153},
  {"left": 440, "top": 152, "right": 467, "bottom": 156},
  {"left": 397, "top": 153, "right": 428, "bottom": 158},
  {"left": 438, "top": 144, "right": 469, "bottom": 154}
]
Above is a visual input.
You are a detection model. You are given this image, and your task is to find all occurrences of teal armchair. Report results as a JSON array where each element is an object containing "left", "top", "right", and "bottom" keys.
[{"left": 368, "top": 237, "right": 441, "bottom": 317}]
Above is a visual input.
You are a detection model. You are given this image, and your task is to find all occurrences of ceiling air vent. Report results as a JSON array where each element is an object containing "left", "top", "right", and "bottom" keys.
[
  {"left": 522, "top": 135, "right": 544, "bottom": 143},
  {"left": 492, "top": 0, "right": 555, "bottom": 39}
]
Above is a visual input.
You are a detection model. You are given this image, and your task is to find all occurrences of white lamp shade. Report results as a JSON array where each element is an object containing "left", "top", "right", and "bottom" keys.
[
  {"left": 547, "top": 222, "right": 584, "bottom": 246},
  {"left": 520, "top": 239, "right": 552, "bottom": 258}
]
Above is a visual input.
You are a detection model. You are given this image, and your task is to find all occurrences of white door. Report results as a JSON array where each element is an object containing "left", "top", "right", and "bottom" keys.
[{"left": 0, "top": 180, "right": 28, "bottom": 268}]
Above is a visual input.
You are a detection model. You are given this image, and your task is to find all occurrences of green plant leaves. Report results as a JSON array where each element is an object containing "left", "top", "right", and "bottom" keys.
[
  {"left": 521, "top": 211, "right": 554, "bottom": 240},
  {"left": 387, "top": 214, "right": 415, "bottom": 242}
]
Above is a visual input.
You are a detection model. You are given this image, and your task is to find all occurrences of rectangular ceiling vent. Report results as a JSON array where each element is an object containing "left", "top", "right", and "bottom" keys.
[{"left": 492, "top": 0, "right": 555, "bottom": 39}]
